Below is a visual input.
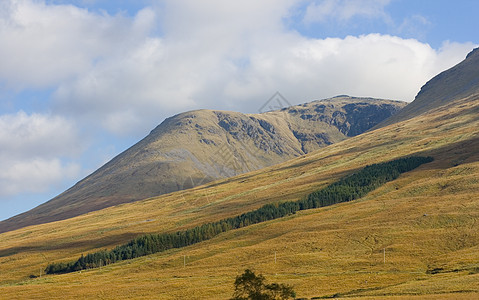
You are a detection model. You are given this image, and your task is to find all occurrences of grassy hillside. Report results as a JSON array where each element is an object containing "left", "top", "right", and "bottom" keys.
[{"left": 0, "top": 93, "right": 478, "bottom": 299}]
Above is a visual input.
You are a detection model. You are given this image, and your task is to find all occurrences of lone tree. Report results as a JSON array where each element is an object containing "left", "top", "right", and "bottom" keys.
[{"left": 231, "top": 269, "right": 296, "bottom": 300}]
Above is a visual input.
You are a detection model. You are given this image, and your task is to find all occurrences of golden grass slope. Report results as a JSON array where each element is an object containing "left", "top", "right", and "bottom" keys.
[{"left": 0, "top": 94, "right": 478, "bottom": 299}]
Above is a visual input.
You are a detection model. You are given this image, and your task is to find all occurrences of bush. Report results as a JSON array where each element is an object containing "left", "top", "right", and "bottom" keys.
[{"left": 231, "top": 269, "right": 296, "bottom": 300}]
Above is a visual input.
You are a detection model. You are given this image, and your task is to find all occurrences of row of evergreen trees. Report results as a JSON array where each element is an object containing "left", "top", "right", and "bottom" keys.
[{"left": 45, "top": 156, "right": 433, "bottom": 275}]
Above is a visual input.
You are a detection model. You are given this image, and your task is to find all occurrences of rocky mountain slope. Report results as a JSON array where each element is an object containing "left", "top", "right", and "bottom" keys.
[{"left": 0, "top": 97, "right": 405, "bottom": 233}]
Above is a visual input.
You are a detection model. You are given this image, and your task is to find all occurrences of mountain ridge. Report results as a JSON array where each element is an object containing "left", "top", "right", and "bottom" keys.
[{"left": 0, "top": 96, "right": 405, "bottom": 233}]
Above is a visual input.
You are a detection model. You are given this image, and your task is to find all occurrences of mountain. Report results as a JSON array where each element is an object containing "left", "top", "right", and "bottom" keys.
[
  {"left": 0, "top": 48, "right": 478, "bottom": 299},
  {"left": 378, "top": 47, "right": 479, "bottom": 127},
  {"left": 0, "top": 96, "right": 405, "bottom": 233}
]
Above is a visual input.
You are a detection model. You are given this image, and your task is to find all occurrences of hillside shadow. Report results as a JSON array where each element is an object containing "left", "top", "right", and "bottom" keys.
[
  {"left": 0, "top": 231, "right": 141, "bottom": 258},
  {"left": 412, "top": 135, "right": 479, "bottom": 169}
]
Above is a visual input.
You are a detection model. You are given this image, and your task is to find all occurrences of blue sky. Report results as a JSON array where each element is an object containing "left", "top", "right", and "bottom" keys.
[{"left": 0, "top": 0, "right": 477, "bottom": 222}]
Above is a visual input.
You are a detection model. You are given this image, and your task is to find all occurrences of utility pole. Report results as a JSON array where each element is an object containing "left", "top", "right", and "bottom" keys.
[
  {"left": 184, "top": 255, "right": 186, "bottom": 268},
  {"left": 383, "top": 248, "right": 386, "bottom": 264},
  {"left": 274, "top": 251, "right": 278, "bottom": 276}
]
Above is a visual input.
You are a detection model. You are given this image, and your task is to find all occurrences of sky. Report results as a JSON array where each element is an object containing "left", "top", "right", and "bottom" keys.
[{"left": 0, "top": 0, "right": 477, "bottom": 222}]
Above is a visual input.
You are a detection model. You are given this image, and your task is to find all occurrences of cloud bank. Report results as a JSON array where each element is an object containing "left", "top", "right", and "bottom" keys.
[{"left": 0, "top": 111, "right": 81, "bottom": 197}]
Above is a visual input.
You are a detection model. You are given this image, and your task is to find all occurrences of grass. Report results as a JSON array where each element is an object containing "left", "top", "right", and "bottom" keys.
[{"left": 0, "top": 94, "right": 478, "bottom": 299}]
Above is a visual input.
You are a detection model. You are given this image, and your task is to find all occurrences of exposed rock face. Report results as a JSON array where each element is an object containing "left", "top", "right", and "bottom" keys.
[
  {"left": 378, "top": 47, "right": 479, "bottom": 128},
  {"left": 0, "top": 96, "right": 405, "bottom": 233}
]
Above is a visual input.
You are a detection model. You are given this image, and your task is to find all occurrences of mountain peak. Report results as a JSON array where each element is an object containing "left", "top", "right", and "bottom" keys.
[
  {"left": 0, "top": 96, "right": 405, "bottom": 233},
  {"left": 466, "top": 47, "right": 479, "bottom": 59}
]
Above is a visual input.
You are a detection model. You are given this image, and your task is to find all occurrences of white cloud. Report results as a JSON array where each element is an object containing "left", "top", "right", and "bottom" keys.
[
  {"left": 303, "top": 0, "right": 392, "bottom": 24},
  {"left": 0, "top": 158, "right": 80, "bottom": 197},
  {"left": 396, "top": 14, "right": 432, "bottom": 40},
  {"left": 0, "top": 111, "right": 82, "bottom": 159},
  {"left": 0, "top": 0, "right": 154, "bottom": 89},
  {"left": 0, "top": 111, "right": 82, "bottom": 198}
]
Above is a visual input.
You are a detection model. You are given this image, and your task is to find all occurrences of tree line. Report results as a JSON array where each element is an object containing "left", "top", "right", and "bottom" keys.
[{"left": 45, "top": 156, "right": 433, "bottom": 275}]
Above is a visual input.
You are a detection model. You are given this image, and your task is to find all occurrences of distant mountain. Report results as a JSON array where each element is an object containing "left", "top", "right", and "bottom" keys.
[
  {"left": 378, "top": 47, "right": 479, "bottom": 128},
  {"left": 0, "top": 96, "right": 405, "bottom": 233}
]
